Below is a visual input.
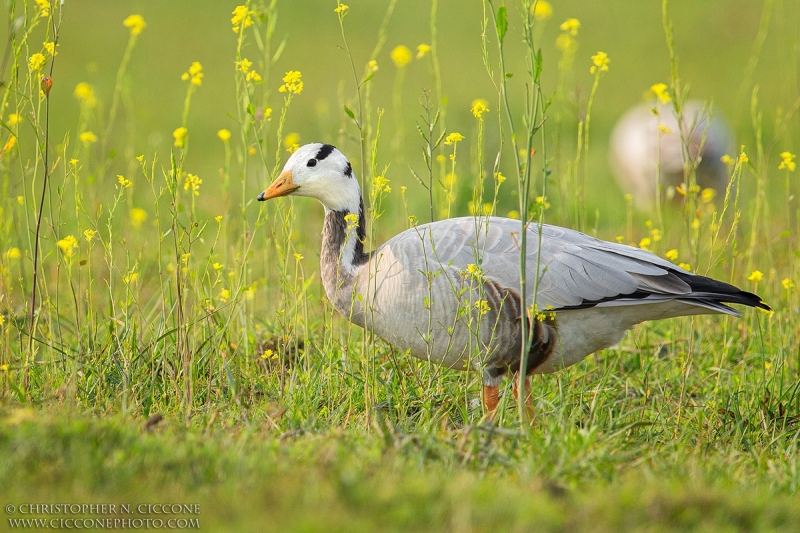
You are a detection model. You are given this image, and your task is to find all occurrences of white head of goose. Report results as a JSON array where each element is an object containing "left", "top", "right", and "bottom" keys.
[{"left": 259, "top": 143, "right": 770, "bottom": 414}]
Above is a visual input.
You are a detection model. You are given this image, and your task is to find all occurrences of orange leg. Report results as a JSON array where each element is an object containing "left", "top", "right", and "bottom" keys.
[{"left": 483, "top": 384, "right": 499, "bottom": 413}]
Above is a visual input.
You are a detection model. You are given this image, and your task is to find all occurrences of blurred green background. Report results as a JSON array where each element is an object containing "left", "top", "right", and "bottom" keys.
[{"left": 45, "top": 0, "right": 798, "bottom": 236}]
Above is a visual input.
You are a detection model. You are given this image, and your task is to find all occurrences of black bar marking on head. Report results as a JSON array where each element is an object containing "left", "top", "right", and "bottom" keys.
[
  {"left": 343, "top": 161, "right": 353, "bottom": 179},
  {"left": 315, "top": 144, "right": 336, "bottom": 161}
]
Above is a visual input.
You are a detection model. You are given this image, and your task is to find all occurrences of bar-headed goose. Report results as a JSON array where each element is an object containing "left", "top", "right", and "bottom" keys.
[{"left": 258, "top": 143, "right": 769, "bottom": 413}]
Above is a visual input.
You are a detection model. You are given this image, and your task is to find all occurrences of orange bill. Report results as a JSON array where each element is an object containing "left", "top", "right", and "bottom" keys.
[{"left": 257, "top": 171, "right": 298, "bottom": 201}]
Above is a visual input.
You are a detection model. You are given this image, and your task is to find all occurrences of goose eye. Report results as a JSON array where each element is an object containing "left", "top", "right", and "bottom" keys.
[{"left": 307, "top": 159, "right": 317, "bottom": 168}]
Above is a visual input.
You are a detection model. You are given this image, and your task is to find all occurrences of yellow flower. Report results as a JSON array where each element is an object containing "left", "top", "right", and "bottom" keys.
[
  {"left": 6, "top": 113, "right": 21, "bottom": 126},
  {"left": 665, "top": 249, "right": 679, "bottom": 262},
  {"left": 555, "top": 33, "right": 574, "bottom": 51},
  {"left": 35, "top": 0, "right": 49, "bottom": 17},
  {"left": 123, "top": 272, "right": 139, "bottom": 284},
  {"left": 117, "top": 175, "right": 132, "bottom": 189},
  {"left": 721, "top": 154, "right": 734, "bottom": 165},
  {"left": 215, "top": 215, "right": 223, "bottom": 223},
  {"left": 334, "top": 4, "right": 349, "bottom": 14},
  {"left": 678, "top": 263, "right": 692, "bottom": 271},
  {"left": 184, "top": 173, "right": 202, "bottom": 196},
  {"left": 495, "top": 172, "right": 506, "bottom": 184},
  {"left": 475, "top": 299, "right": 490, "bottom": 316},
  {"left": 246, "top": 70, "right": 262, "bottom": 83},
  {"left": 74, "top": 82, "right": 97, "bottom": 107},
  {"left": 3, "top": 135, "right": 16, "bottom": 152},
  {"left": 779, "top": 151, "right": 796, "bottom": 172},
  {"left": 294, "top": 253, "right": 303, "bottom": 262},
  {"left": 43, "top": 42, "right": 57, "bottom": 56},
  {"left": 649, "top": 228, "right": 662, "bottom": 242},
  {"left": 390, "top": 45, "right": 412, "bottom": 68},
  {"left": 84, "top": 230, "right": 97, "bottom": 243},
  {"left": 278, "top": 70, "right": 304, "bottom": 95},
  {"left": 560, "top": 18, "right": 580, "bottom": 36},
  {"left": 535, "top": 196, "right": 551, "bottom": 209},
  {"left": 0, "top": 318, "right": 4, "bottom": 328},
  {"left": 217, "top": 129, "right": 231, "bottom": 142},
  {"left": 130, "top": 208, "right": 148, "bottom": 227},
  {"left": 344, "top": 213, "right": 359, "bottom": 230},
  {"left": 56, "top": 235, "right": 78, "bottom": 257},
  {"left": 416, "top": 43, "right": 431, "bottom": 59},
  {"left": 782, "top": 278, "right": 794, "bottom": 290},
  {"left": 219, "top": 289, "right": 231, "bottom": 302},
  {"left": 639, "top": 237, "right": 652, "bottom": 250},
  {"left": 368, "top": 60, "right": 378, "bottom": 72},
  {"left": 7, "top": 247, "right": 21, "bottom": 259},
  {"left": 17, "top": 196, "right": 23, "bottom": 205},
  {"left": 123, "top": 14, "right": 147, "bottom": 36},
  {"left": 739, "top": 151, "right": 748, "bottom": 164},
  {"left": 590, "top": 51, "right": 610, "bottom": 74},
  {"left": 748, "top": 270, "right": 763, "bottom": 282},
  {"left": 213, "top": 262, "right": 224, "bottom": 272},
  {"left": 79, "top": 131, "right": 98, "bottom": 146},
  {"left": 507, "top": 210, "right": 520, "bottom": 220},
  {"left": 283, "top": 132, "right": 300, "bottom": 150},
  {"left": 231, "top": 5, "right": 254, "bottom": 33},
  {"left": 173, "top": 127, "right": 188, "bottom": 147},
  {"left": 658, "top": 124, "right": 672, "bottom": 135},
  {"left": 372, "top": 175, "right": 391, "bottom": 194},
  {"left": 532, "top": 1, "right": 553, "bottom": 20},
  {"left": 29, "top": 53, "right": 46, "bottom": 71},
  {"left": 650, "top": 83, "right": 671, "bottom": 104},
  {"left": 182, "top": 61, "right": 204, "bottom": 86},
  {"left": 248, "top": 146, "right": 257, "bottom": 156},
  {"left": 238, "top": 58, "right": 253, "bottom": 74},
  {"left": 444, "top": 132, "right": 464, "bottom": 145},
  {"left": 471, "top": 99, "right": 489, "bottom": 119}
]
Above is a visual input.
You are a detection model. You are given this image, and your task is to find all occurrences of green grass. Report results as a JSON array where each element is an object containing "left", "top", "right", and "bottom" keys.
[{"left": 1, "top": 0, "right": 799, "bottom": 530}]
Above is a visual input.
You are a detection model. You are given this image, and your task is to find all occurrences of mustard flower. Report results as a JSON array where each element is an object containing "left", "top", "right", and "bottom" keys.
[
  {"left": 123, "top": 272, "right": 139, "bottom": 284},
  {"left": 29, "top": 53, "right": 46, "bottom": 71},
  {"left": 56, "top": 235, "right": 78, "bottom": 257},
  {"left": 74, "top": 82, "right": 97, "bottom": 107},
  {"left": 678, "top": 263, "right": 692, "bottom": 271},
  {"left": 782, "top": 278, "right": 795, "bottom": 290},
  {"left": 181, "top": 62, "right": 204, "bottom": 86},
  {"left": 444, "top": 132, "right": 464, "bottom": 145},
  {"left": 173, "top": 127, "right": 188, "bottom": 148},
  {"left": 246, "top": 70, "right": 262, "bottom": 83},
  {"left": 417, "top": 44, "right": 431, "bottom": 59},
  {"left": 471, "top": 99, "right": 489, "bottom": 119},
  {"left": 238, "top": 58, "right": 253, "bottom": 73},
  {"left": 334, "top": 4, "right": 349, "bottom": 14},
  {"left": 7, "top": 247, "right": 21, "bottom": 260},
  {"left": 555, "top": 34, "right": 574, "bottom": 51},
  {"left": 84, "top": 230, "right": 97, "bottom": 243},
  {"left": 3, "top": 135, "right": 16, "bottom": 152},
  {"left": 283, "top": 132, "right": 300, "bottom": 150},
  {"left": 560, "top": 18, "right": 580, "bottom": 36},
  {"left": 590, "top": 51, "right": 610, "bottom": 74},
  {"left": 278, "top": 71, "right": 304, "bottom": 94},
  {"left": 532, "top": 1, "right": 553, "bottom": 20},
  {"left": 391, "top": 46, "right": 412, "bottom": 68},
  {"left": 475, "top": 299, "right": 490, "bottom": 316},
  {"left": 779, "top": 151, "right": 796, "bottom": 172},
  {"left": 665, "top": 249, "right": 679, "bottom": 262},
  {"left": 739, "top": 151, "right": 749, "bottom": 164},
  {"left": 721, "top": 154, "right": 734, "bottom": 165},
  {"left": 372, "top": 175, "right": 391, "bottom": 194},
  {"left": 748, "top": 270, "right": 763, "bottom": 282},
  {"left": 368, "top": 60, "right": 379, "bottom": 72},
  {"left": 700, "top": 188, "right": 716, "bottom": 203},
  {"left": 123, "top": 14, "right": 147, "bottom": 36},
  {"left": 658, "top": 125, "right": 672, "bottom": 135},
  {"left": 231, "top": 6, "right": 254, "bottom": 33},
  {"left": 35, "top": 0, "right": 49, "bottom": 17},
  {"left": 217, "top": 129, "right": 231, "bottom": 142},
  {"left": 344, "top": 213, "right": 359, "bottom": 230},
  {"left": 650, "top": 83, "right": 671, "bottom": 104},
  {"left": 6, "top": 114, "right": 20, "bottom": 126},
  {"left": 79, "top": 131, "right": 98, "bottom": 146},
  {"left": 43, "top": 42, "right": 57, "bottom": 56},
  {"left": 184, "top": 173, "right": 202, "bottom": 196},
  {"left": 117, "top": 175, "right": 133, "bottom": 189},
  {"left": 130, "top": 208, "right": 148, "bottom": 227}
]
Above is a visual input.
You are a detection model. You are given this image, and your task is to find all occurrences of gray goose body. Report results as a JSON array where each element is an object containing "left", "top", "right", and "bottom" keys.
[{"left": 260, "top": 143, "right": 769, "bottom": 405}]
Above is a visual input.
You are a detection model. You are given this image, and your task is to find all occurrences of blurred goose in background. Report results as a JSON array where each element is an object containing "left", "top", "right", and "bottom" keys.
[
  {"left": 610, "top": 100, "right": 732, "bottom": 209},
  {"left": 259, "top": 143, "right": 768, "bottom": 414}
]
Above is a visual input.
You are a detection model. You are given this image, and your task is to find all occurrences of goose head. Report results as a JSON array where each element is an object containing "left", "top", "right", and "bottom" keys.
[{"left": 257, "top": 143, "right": 360, "bottom": 213}]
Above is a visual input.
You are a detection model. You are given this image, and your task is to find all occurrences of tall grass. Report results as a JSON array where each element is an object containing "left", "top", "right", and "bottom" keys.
[{"left": 0, "top": 1, "right": 798, "bottom": 524}]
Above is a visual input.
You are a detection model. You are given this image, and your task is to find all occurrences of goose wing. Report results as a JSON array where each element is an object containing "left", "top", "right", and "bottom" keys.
[{"left": 376, "top": 217, "right": 766, "bottom": 316}]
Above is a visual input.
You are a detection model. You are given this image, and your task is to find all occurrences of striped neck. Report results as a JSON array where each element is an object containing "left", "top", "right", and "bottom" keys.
[{"left": 320, "top": 195, "right": 370, "bottom": 312}]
